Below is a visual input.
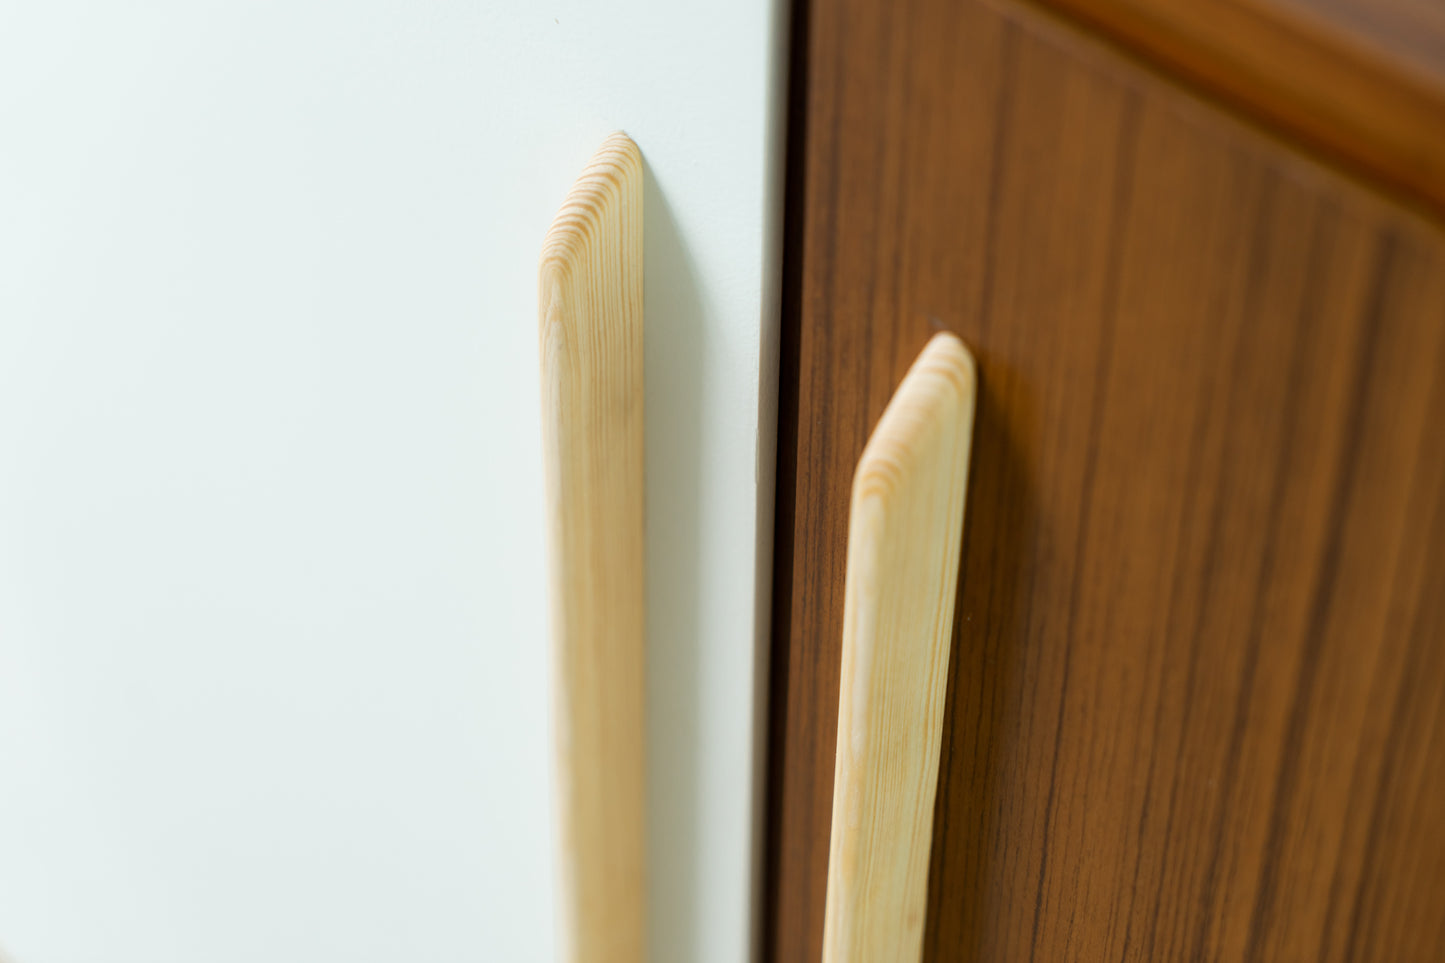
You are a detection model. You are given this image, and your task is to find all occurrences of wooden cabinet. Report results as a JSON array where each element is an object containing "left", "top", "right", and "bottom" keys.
[{"left": 762, "top": 0, "right": 1445, "bottom": 958}]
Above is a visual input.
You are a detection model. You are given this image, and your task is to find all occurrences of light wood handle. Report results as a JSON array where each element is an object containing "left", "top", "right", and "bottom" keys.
[
  {"left": 539, "top": 132, "right": 647, "bottom": 963},
  {"left": 822, "top": 332, "right": 977, "bottom": 963}
]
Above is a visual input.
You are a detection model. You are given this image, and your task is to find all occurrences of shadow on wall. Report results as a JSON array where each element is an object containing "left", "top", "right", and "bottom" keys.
[{"left": 641, "top": 158, "right": 709, "bottom": 962}]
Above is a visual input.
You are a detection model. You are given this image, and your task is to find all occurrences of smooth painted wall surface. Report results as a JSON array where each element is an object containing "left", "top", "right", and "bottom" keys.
[{"left": 0, "top": 2, "right": 783, "bottom": 961}]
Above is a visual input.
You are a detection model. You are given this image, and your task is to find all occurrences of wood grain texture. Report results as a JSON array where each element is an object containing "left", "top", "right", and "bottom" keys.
[
  {"left": 761, "top": 0, "right": 1445, "bottom": 959},
  {"left": 1033, "top": 0, "right": 1445, "bottom": 214},
  {"left": 539, "top": 132, "right": 646, "bottom": 963},
  {"left": 824, "top": 333, "right": 976, "bottom": 963}
]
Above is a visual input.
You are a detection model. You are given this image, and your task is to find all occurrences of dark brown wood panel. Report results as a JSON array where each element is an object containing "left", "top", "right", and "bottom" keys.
[
  {"left": 762, "top": 0, "right": 1445, "bottom": 959},
  {"left": 1034, "top": 0, "right": 1445, "bottom": 214}
]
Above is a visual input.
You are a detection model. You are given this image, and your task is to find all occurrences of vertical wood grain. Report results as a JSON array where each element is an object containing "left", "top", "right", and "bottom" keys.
[
  {"left": 762, "top": 0, "right": 1445, "bottom": 959},
  {"left": 540, "top": 132, "right": 647, "bottom": 963},
  {"left": 823, "top": 333, "right": 976, "bottom": 962},
  {"left": 1030, "top": 0, "right": 1445, "bottom": 213}
]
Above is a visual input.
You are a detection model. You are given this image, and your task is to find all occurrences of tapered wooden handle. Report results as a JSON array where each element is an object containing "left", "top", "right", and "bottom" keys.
[
  {"left": 822, "top": 332, "right": 977, "bottom": 963},
  {"left": 539, "top": 132, "right": 647, "bottom": 963}
]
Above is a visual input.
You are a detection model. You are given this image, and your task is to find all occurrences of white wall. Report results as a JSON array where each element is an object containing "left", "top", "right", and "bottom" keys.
[{"left": 0, "top": 2, "right": 784, "bottom": 961}]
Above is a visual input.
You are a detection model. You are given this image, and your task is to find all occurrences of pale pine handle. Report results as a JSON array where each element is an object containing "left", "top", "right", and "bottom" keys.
[
  {"left": 539, "top": 133, "right": 647, "bottom": 963},
  {"left": 823, "top": 332, "right": 977, "bottom": 963}
]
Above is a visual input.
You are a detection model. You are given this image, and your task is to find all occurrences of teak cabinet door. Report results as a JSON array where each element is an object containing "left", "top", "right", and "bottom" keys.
[{"left": 763, "top": 0, "right": 1445, "bottom": 960}]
